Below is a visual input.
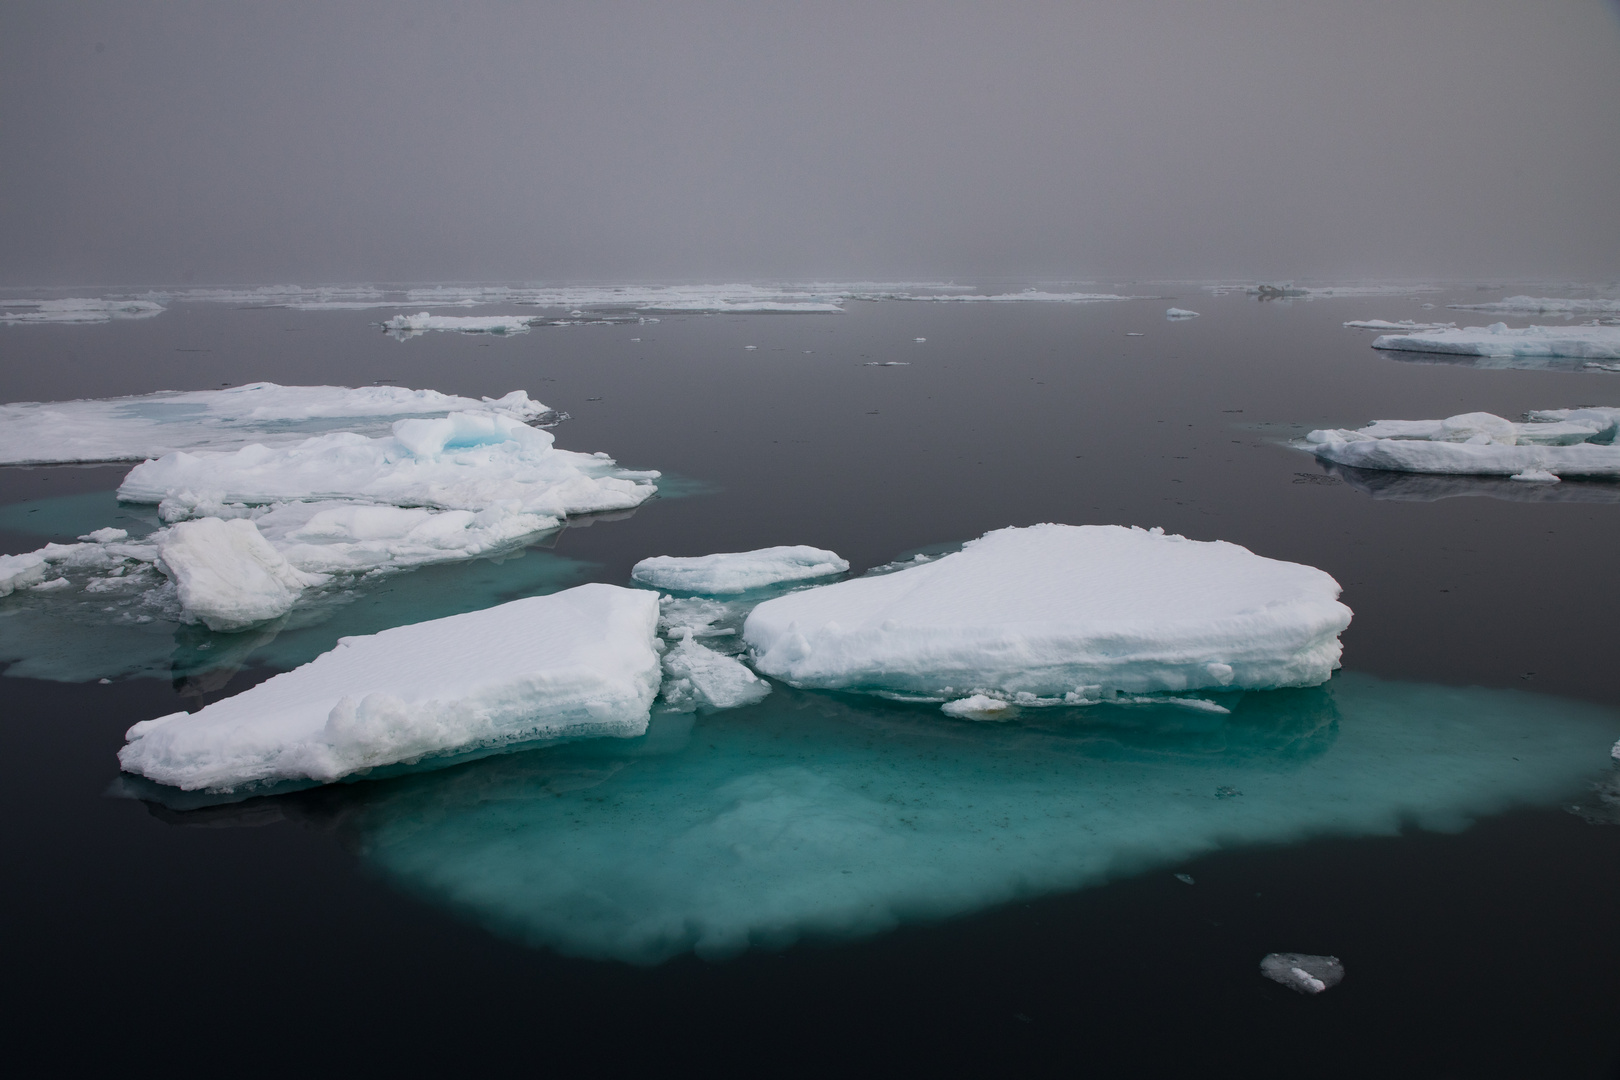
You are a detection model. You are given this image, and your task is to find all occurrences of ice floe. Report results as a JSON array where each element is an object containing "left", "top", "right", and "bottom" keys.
[
  {"left": 162, "top": 673, "right": 1617, "bottom": 962},
  {"left": 1304, "top": 408, "right": 1620, "bottom": 479},
  {"left": 659, "top": 631, "right": 772, "bottom": 713},
  {"left": 744, "top": 525, "right": 1351, "bottom": 703},
  {"left": 1343, "top": 319, "right": 1456, "bottom": 332},
  {"left": 896, "top": 290, "right": 1150, "bottom": 303},
  {"left": 1165, "top": 308, "right": 1200, "bottom": 319},
  {"left": 0, "top": 298, "right": 165, "bottom": 324},
  {"left": 1243, "top": 283, "right": 1440, "bottom": 300},
  {"left": 118, "top": 584, "right": 662, "bottom": 792},
  {"left": 1371, "top": 323, "right": 1620, "bottom": 361},
  {"left": 1260, "top": 953, "right": 1344, "bottom": 994},
  {"left": 1448, "top": 296, "right": 1620, "bottom": 316},
  {"left": 382, "top": 312, "right": 539, "bottom": 336},
  {"left": 631, "top": 545, "right": 849, "bottom": 595},
  {"left": 0, "top": 382, "right": 552, "bottom": 465},
  {"left": 155, "top": 518, "right": 327, "bottom": 631}
]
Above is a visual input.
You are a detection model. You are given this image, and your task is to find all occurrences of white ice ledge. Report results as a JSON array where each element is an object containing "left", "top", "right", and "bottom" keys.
[
  {"left": 1, "top": 298, "right": 164, "bottom": 324},
  {"left": 1305, "top": 408, "right": 1620, "bottom": 479},
  {"left": 1371, "top": 322, "right": 1620, "bottom": 361}
]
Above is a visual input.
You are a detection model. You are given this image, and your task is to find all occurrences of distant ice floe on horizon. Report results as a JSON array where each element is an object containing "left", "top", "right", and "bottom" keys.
[
  {"left": 1205, "top": 283, "right": 1441, "bottom": 300},
  {"left": 0, "top": 382, "right": 554, "bottom": 465},
  {"left": 1166, "top": 308, "right": 1200, "bottom": 319},
  {"left": 744, "top": 524, "right": 1352, "bottom": 709},
  {"left": 382, "top": 312, "right": 540, "bottom": 336},
  {"left": 0, "top": 298, "right": 165, "bottom": 324},
  {"left": 1304, "top": 407, "right": 1620, "bottom": 481},
  {"left": 1448, "top": 296, "right": 1620, "bottom": 316},
  {"left": 1344, "top": 319, "right": 1456, "bottom": 332},
  {"left": 1371, "top": 323, "right": 1620, "bottom": 362},
  {"left": 894, "top": 289, "right": 1152, "bottom": 303},
  {"left": 135, "top": 671, "right": 1620, "bottom": 963},
  {"left": 631, "top": 545, "right": 849, "bottom": 595}
]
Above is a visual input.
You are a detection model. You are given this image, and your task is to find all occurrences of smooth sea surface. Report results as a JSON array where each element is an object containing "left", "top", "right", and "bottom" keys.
[{"left": 3, "top": 286, "right": 1618, "bottom": 1076}]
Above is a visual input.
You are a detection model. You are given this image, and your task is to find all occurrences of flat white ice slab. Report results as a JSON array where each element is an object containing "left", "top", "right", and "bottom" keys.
[
  {"left": 1344, "top": 319, "right": 1455, "bottom": 332},
  {"left": 1165, "top": 308, "right": 1200, "bottom": 319},
  {"left": 1306, "top": 408, "right": 1620, "bottom": 478},
  {"left": 383, "top": 312, "right": 538, "bottom": 334},
  {"left": 744, "top": 524, "right": 1351, "bottom": 700},
  {"left": 1449, "top": 296, "right": 1620, "bottom": 315},
  {"left": 1372, "top": 322, "right": 1620, "bottom": 360},
  {"left": 0, "top": 382, "right": 550, "bottom": 465},
  {"left": 0, "top": 298, "right": 164, "bottom": 324},
  {"left": 632, "top": 545, "right": 848, "bottom": 594},
  {"left": 118, "top": 584, "right": 662, "bottom": 791}
]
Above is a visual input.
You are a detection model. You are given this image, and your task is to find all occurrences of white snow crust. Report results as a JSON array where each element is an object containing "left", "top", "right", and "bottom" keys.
[
  {"left": 1371, "top": 323, "right": 1620, "bottom": 360},
  {"left": 631, "top": 546, "right": 849, "bottom": 594},
  {"left": 1305, "top": 408, "right": 1620, "bottom": 479},
  {"left": 1449, "top": 296, "right": 1620, "bottom": 315},
  {"left": 0, "top": 298, "right": 164, "bottom": 324},
  {"left": 0, "top": 383, "right": 550, "bottom": 465},
  {"left": 118, "top": 584, "right": 662, "bottom": 791},
  {"left": 744, "top": 525, "right": 1351, "bottom": 701}
]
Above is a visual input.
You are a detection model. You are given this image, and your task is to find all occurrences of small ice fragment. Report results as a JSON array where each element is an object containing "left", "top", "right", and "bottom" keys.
[
  {"left": 1125, "top": 332, "right": 1145, "bottom": 337},
  {"left": 659, "top": 632, "right": 771, "bottom": 712},
  {"left": 941, "top": 695, "right": 1016, "bottom": 721},
  {"left": 744, "top": 345, "right": 758, "bottom": 350},
  {"left": 79, "top": 527, "right": 130, "bottom": 543},
  {"left": 632, "top": 546, "right": 848, "bottom": 595},
  {"left": 156, "top": 517, "right": 328, "bottom": 631},
  {"left": 98, "top": 678, "right": 111, "bottom": 685},
  {"left": 33, "top": 577, "right": 73, "bottom": 591},
  {"left": 1166, "top": 308, "right": 1200, "bottom": 319},
  {"left": 1611, "top": 738, "right": 1619, "bottom": 763},
  {"left": 1215, "top": 786, "right": 1242, "bottom": 798},
  {"left": 0, "top": 551, "right": 48, "bottom": 596},
  {"left": 1175, "top": 873, "right": 1195, "bottom": 885},
  {"left": 1510, "top": 469, "right": 1560, "bottom": 483},
  {"left": 1260, "top": 953, "right": 1343, "bottom": 994},
  {"left": 914, "top": 337, "right": 926, "bottom": 342}
]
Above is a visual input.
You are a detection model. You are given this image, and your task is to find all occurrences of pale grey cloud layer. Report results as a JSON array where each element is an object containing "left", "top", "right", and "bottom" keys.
[{"left": 2, "top": 0, "right": 1618, "bottom": 285}]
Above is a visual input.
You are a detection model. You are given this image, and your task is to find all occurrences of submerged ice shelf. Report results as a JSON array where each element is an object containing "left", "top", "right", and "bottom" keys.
[
  {"left": 167, "top": 672, "right": 1618, "bottom": 964},
  {"left": 1304, "top": 408, "right": 1620, "bottom": 480},
  {"left": 1371, "top": 323, "right": 1620, "bottom": 361}
]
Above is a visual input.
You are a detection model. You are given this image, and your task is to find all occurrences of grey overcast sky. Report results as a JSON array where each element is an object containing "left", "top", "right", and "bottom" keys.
[{"left": 2, "top": 1, "right": 1618, "bottom": 286}]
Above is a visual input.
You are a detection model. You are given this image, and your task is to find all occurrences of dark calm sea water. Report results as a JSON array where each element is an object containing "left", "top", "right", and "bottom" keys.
[{"left": 3, "top": 287, "right": 1617, "bottom": 1076}]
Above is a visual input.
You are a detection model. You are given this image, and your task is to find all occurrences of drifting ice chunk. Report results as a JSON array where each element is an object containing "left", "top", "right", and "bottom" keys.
[
  {"left": 383, "top": 312, "right": 538, "bottom": 335},
  {"left": 744, "top": 525, "right": 1351, "bottom": 699},
  {"left": 0, "top": 298, "right": 164, "bottom": 324},
  {"left": 660, "top": 632, "right": 772, "bottom": 712},
  {"left": 1305, "top": 408, "right": 1620, "bottom": 479},
  {"left": 632, "top": 545, "right": 848, "bottom": 595},
  {"left": 1165, "top": 308, "right": 1200, "bottom": 319},
  {"left": 155, "top": 518, "right": 328, "bottom": 631},
  {"left": 117, "top": 410, "right": 657, "bottom": 519},
  {"left": 1371, "top": 323, "right": 1620, "bottom": 361},
  {"left": 0, "top": 552, "right": 48, "bottom": 596},
  {"left": 1260, "top": 953, "right": 1344, "bottom": 994},
  {"left": 1448, "top": 296, "right": 1620, "bottom": 315},
  {"left": 119, "top": 584, "right": 662, "bottom": 791},
  {"left": 941, "top": 695, "right": 1017, "bottom": 721},
  {"left": 0, "top": 382, "right": 551, "bottom": 465},
  {"left": 1343, "top": 319, "right": 1456, "bottom": 332}
]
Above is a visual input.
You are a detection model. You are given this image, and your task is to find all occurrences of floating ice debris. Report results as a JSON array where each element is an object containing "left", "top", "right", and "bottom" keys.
[
  {"left": 1304, "top": 408, "right": 1620, "bottom": 479},
  {"left": 382, "top": 312, "right": 539, "bottom": 336},
  {"left": 78, "top": 528, "right": 129, "bottom": 543},
  {"left": 118, "top": 410, "right": 657, "bottom": 520},
  {"left": 745, "top": 525, "right": 1351, "bottom": 702},
  {"left": 1510, "top": 468, "right": 1560, "bottom": 483},
  {"left": 1371, "top": 323, "right": 1620, "bottom": 361},
  {"left": 1260, "top": 953, "right": 1344, "bottom": 994},
  {"left": 0, "top": 298, "right": 165, "bottom": 324},
  {"left": 155, "top": 518, "right": 328, "bottom": 631},
  {"left": 1175, "top": 873, "right": 1195, "bottom": 885},
  {"left": 914, "top": 337, "right": 927, "bottom": 342},
  {"left": 1166, "top": 308, "right": 1200, "bottom": 319},
  {"left": 199, "top": 673, "right": 1618, "bottom": 963},
  {"left": 743, "top": 345, "right": 758, "bottom": 350},
  {"left": 940, "top": 695, "right": 1017, "bottom": 721},
  {"left": 631, "top": 546, "right": 848, "bottom": 595},
  {"left": 118, "top": 584, "right": 663, "bottom": 792},
  {"left": 0, "top": 383, "right": 552, "bottom": 465},
  {"left": 0, "top": 552, "right": 48, "bottom": 596},
  {"left": 864, "top": 361, "right": 910, "bottom": 366},
  {"left": 659, "top": 631, "right": 772, "bottom": 713},
  {"left": 896, "top": 290, "right": 1150, "bottom": 303},
  {"left": 1343, "top": 319, "right": 1456, "bottom": 332},
  {"left": 1449, "top": 296, "right": 1620, "bottom": 315}
]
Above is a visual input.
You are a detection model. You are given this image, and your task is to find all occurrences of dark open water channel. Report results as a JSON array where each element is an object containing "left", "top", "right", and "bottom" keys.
[{"left": 3, "top": 287, "right": 1617, "bottom": 1076}]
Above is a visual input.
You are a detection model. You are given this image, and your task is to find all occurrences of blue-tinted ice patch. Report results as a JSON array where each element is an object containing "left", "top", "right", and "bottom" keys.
[{"left": 206, "top": 672, "right": 1617, "bottom": 964}]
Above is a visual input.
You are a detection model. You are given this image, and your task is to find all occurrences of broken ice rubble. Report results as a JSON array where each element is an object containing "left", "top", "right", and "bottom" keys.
[
  {"left": 659, "top": 631, "right": 772, "bottom": 712},
  {"left": 0, "top": 382, "right": 551, "bottom": 465},
  {"left": 1260, "top": 953, "right": 1344, "bottom": 994},
  {"left": 1371, "top": 322, "right": 1620, "bottom": 361},
  {"left": 744, "top": 524, "right": 1351, "bottom": 705},
  {"left": 632, "top": 545, "right": 849, "bottom": 594},
  {"left": 1305, "top": 408, "right": 1620, "bottom": 480},
  {"left": 118, "top": 584, "right": 662, "bottom": 791},
  {"left": 0, "top": 298, "right": 164, "bottom": 324},
  {"left": 156, "top": 518, "right": 328, "bottom": 632}
]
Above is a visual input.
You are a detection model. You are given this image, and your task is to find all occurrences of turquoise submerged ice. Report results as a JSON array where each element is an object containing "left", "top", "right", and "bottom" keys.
[{"left": 316, "top": 674, "right": 1615, "bottom": 964}]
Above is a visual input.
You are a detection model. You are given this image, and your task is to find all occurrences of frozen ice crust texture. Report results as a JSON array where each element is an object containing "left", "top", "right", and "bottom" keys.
[
  {"left": 744, "top": 524, "right": 1352, "bottom": 702},
  {"left": 631, "top": 545, "right": 849, "bottom": 595},
  {"left": 118, "top": 584, "right": 662, "bottom": 791}
]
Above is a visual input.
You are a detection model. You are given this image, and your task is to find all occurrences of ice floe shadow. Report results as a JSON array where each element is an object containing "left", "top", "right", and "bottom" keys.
[
  {"left": 136, "top": 672, "right": 1618, "bottom": 965},
  {"left": 1316, "top": 462, "right": 1620, "bottom": 504}
]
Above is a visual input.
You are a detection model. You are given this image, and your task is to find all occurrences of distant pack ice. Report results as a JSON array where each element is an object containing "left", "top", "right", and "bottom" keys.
[
  {"left": 118, "top": 584, "right": 662, "bottom": 792},
  {"left": 632, "top": 545, "right": 849, "bottom": 594},
  {"left": 1305, "top": 408, "right": 1620, "bottom": 480},
  {"left": 744, "top": 524, "right": 1352, "bottom": 706},
  {"left": 0, "top": 298, "right": 165, "bottom": 324},
  {"left": 1371, "top": 322, "right": 1620, "bottom": 361},
  {"left": 383, "top": 312, "right": 540, "bottom": 335},
  {"left": 1343, "top": 319, "right": 1456, "bottom": 332},
  {"left": 0, "top": 382, "right": 551, "bottom": 465},
  {"left": 1448, "top": 296, "right": 1620, "bottom": 315}
]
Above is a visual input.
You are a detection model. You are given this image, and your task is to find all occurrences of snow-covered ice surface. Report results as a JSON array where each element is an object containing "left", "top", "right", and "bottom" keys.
[
  {"left": 0, "top": 383, "right": 553, "bottom": 465},
  {"left": 382, "top": 312, "right": 539, "bottom": 335},
  {"left": 1344, "top": 319, "right": 1456, "bottom": 332},
  {"left": 155, "top": 518, "right": 328, "bottom": 631},
  {"left": 1260, "top": 953, "right": 1344, "bottom": 994},
  {"left": 207, "top": 672, "right": 1619, "bottom": 963},
  {"left": 896, "top": 290, "right": 1151, "bottom": 303},
  {"left": 118, "top": 584, "right": 662, "bottom": 792},
  {"left": 1165, "top": 308, "right": 1200, "bottom": 319},
  {"left": 1371, "top": 323, "right": 1620, "bottom": 361},
  {"left": 632, "top": 546, "right": 849, "bottom": 595},
  {"left": 0, "top": 298, "right": 165, "bottom": 324},
  {"left": 658, "top": 632, "right": 772, "bottom": 713},
  {"left": 1304, "top": 408, "right": 1620, "bottom": 479},
  {"left": 745, "top": 525, "right": 1351, "bottom": 703},
  {"left": 1448, "top": 296, "right": 1620, "bottom": 315}
]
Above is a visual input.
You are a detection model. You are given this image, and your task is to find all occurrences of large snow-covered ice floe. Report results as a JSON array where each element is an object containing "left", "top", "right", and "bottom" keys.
[
  {"left": 0, "top": 298, "right": 165, "bottom": 324},
  {"left": 118, "top": 584, "right": 662, "bottom": 792},
  {"left": 383, "top": 312, "right": 539, "bottom": 335},
  {"left": 1448, "top": 296, "right": 1620, "bottom": 316},
  {"left": 743, "top": 524, "right": 1351, "bottom": 706},
  {"left": 1304, "top": 408, "right": 1620, "bottom": 480},
  {"left": 170, "top": 673, "right": 1618, "bottom": 963},
  {"left": 1371, "top": 322, "right": 1620, "bottom": 361},
  {"left": 632, "top": 545, "right": 849, "bottom": 595},
  {"left": 0, "top": 382, "right": 551, "bottom": 465}
]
